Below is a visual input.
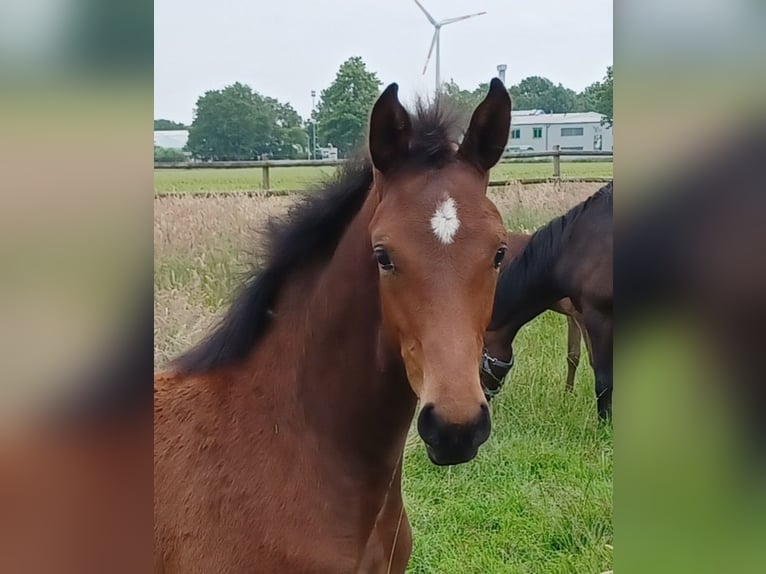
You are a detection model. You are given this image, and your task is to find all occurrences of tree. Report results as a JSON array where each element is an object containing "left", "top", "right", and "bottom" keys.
[
  {"left": 154, "top": 145, "right": 186, "bottom": 163},
  {"left": 508, "top": 76, "right": 577, "bottom": 113},
  {"left": 592, "top": 66, "right": 613, "bottom": 127},
  {"left": 440, "top": 79, "right": 493, "bottom": 119},
  {"left": 571, "top": 66, "right": 613, "bottom": 125},
  {"left": 441, "top": 80, "right": 480, "bottom": 117},
  {"left": 314, "top": 57, "right": 382, "bottom": 157},
  {"left": 573, "top": 82, "right": 600, "bottom": 112},
  {"left": 186, "top": 82, "right": 306, "bottom": 161},
  {"left": 267, "top": 99, "right": 306, "bottom": 159},
  {"left": 154, "top": 119, "right": 187, "bottom": 130}
]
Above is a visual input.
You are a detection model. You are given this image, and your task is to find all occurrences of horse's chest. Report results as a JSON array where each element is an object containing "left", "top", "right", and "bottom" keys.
[{"left": 218, "top": 464, "right": 382, "bottom": 571}]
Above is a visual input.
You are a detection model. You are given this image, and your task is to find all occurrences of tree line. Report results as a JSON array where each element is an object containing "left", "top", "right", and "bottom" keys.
[
  {"left": 154, "top": 119, "right": 188, "bottom": 131},
  {"left": 154, "top": 57, "right": 612, "bottom": 162},
  {"left": 442, "top": 66, "right": 612, "bottom": 124}
]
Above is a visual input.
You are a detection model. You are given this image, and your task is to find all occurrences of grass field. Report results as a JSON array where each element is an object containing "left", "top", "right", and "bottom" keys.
[
  {"left": 154, "top": 161, "right": 613, "bottom": 194},
  {"left": 154, "top": 182, "right": 613, "bottom": 573}
]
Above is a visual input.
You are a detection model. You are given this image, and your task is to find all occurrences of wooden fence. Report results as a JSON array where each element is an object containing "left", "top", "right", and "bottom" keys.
[{"left": 155, "top": 147, "right": 612, "bottom": 192}]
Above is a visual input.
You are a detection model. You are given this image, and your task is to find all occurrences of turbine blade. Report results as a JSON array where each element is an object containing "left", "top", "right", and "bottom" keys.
[
  {"left": 441, "top": 12, "right": 487, "bottom": 25},
  {"left": 423, "top": 29, "right": 438, "bottom": 75},
  {"left": 413, "top": 0, "right": 437, "bottom": 26}
]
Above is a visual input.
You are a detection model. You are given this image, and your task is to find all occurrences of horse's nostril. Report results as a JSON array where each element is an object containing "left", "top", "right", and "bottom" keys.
[
  {"left": 472, "top": 405, "right": 492, "bottom": 448},
  {"left": 419, "top": 403, "right": 436, "bottom": 422},
  {"left": 417, "top": 403, "right": 440, "bottom": 446}
]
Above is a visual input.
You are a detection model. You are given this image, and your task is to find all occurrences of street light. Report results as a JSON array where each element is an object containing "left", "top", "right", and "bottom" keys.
[
  {"left": 310, "top": 90, "right": 318, "bottom": 160},
  {"left": 307, "top": 119, "right": 317, "bottom": 160}
]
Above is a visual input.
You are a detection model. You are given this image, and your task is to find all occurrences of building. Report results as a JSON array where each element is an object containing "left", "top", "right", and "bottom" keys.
[
  {"left": 316, "top": 145, "right": 338, "bottom": 160},
  {"left": 506, "top": 111, "right": 612, "bottom": 153},
  {"left": 154, "top": 129, "right": 189, "bottom": 150}
]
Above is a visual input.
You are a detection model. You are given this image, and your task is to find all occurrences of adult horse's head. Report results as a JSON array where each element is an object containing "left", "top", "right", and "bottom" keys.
[{"left": 368, "top": 79, "right": 511, "bottom": 465}]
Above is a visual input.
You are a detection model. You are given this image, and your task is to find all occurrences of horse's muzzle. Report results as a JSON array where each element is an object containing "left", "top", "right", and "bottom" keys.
[{"left": 417, "top": 403, "right": 491, "bottom": 466}]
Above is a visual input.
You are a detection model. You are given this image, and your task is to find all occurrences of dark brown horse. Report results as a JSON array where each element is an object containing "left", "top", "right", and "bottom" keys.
[
  {"left": 154, "top": 79, "right": 512, "bottom": 573},
  {"left": 481, "top": 232, "right": 593, "bottom": 396},
  {"left": 482, "top": 183, "right": 613, "bottom": 419}
]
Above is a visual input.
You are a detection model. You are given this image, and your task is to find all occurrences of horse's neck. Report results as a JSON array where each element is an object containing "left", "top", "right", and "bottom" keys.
[
  {"left": 498, "top": 232, "right": 565, "bottom": 330},
  {"left": 271, "top": 193, "right": 416, "bottom": 472}
]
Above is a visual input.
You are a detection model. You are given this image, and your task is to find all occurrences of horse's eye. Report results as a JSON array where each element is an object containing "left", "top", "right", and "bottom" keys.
[
  {"left": 493, "top": 247, "right": 507, "bottom": 269},
  {"left": 374, "top": 248, "right": 395, "bottom": 271}
]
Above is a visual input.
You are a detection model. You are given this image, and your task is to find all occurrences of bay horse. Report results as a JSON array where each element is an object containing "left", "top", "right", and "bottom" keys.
[
  {"left": 154, "top": 79, "right": 512, "bottom": 573},
  {"left": 482, "top": 183, "right": 613, "bottom": 419}
]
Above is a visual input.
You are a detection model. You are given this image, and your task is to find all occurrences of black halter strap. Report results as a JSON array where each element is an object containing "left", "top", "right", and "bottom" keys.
[{"left": 480, "top": 349, "right": 514, "bottom": 399}]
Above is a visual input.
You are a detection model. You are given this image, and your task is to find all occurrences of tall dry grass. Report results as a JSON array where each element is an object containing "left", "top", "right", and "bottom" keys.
[{"left": 489, "top": 181, "right": 601, "bottom": 232}]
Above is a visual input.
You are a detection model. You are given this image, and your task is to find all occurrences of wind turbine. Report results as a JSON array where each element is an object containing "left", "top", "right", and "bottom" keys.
[{"left": 413, "top": 0, "right": 486, "bottom": 93}]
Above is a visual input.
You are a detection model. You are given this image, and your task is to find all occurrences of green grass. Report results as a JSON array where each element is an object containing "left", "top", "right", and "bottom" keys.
[
  {"left": 154, "top": 161, "right": 612, "bottom": 194},
  {"left": 154, "top": 165, "right": 337, "bottom": 194}
]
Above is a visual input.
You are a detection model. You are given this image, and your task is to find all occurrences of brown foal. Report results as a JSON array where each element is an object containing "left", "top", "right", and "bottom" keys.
[{"left": 155, "top": 79, "right": 512, "bottom": 572}]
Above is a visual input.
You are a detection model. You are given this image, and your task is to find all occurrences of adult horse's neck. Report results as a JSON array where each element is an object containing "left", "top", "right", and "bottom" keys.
[
  {"left": 491, "top": 226, "right": 567, "bottom": 335},
  {"left": 248, "top": 189, "right": 416, "bottom": 475}
]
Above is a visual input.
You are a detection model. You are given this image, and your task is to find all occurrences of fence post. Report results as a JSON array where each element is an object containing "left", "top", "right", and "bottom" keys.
[
  {"left": 262, "top": 165, "right": 271, "bottom": 192},
  {"left": 552, "top": 145, "right": 561, "bottom": 178}
]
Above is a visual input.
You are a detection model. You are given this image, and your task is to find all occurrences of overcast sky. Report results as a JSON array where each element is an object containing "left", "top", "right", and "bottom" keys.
[{"left": 155, "top": 0, "right": 612, "bottom": 123}]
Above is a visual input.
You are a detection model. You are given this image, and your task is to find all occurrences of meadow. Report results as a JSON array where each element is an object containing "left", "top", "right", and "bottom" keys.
[
  {"left": 154, "top": 181, "right": 613, "bottom": 573},
  {"left": 154, "top": 160, "right": 613, "bottom": 194}
]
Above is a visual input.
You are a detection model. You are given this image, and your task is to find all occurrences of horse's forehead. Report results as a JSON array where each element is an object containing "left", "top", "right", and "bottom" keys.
[
  {"left": 375, "top": 192, "right": 500, "bottom": 256},
  {"left": 386, "top": 168, "right": 487, "bottom": 215},
  {"left": 372, "top": 167, "right": 499, "bottom": 250}
]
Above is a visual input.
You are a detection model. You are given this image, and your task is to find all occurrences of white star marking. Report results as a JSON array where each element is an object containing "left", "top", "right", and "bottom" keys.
[{"left": 430, "top": 196, "right": 460, "bottom": 244}]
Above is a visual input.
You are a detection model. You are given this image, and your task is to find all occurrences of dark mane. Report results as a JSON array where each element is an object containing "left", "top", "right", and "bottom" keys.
[
  {"left": 491, "top": 181, "right": 613, "bottom": 327},
  {"left": 406, "top": 98, "right": 464, "bottom": 169},
  {"left": 174, "top": 101, "right": 462, "bottom": 375}
]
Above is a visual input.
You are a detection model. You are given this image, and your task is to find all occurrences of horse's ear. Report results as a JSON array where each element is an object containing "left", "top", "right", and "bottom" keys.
[
  {"left": 458, "top": 78, "right": 512, "bottom": 173},
  {"left": 369, "top": 83, "right": 412, "bottom": 174}
]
